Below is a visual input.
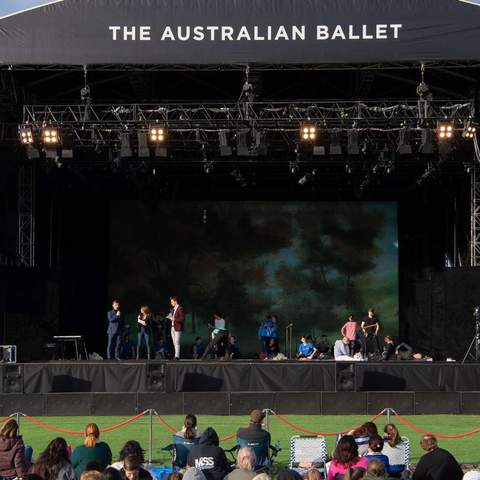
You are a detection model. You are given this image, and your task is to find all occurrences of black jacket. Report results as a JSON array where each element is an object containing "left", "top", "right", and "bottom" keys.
[
  {"left": 236, "top": 424, "right": 271, "bottom": 445},
  {"left": 413, "top": 448, "right": 463, "bottom": 480},
  {"left": 187, "top": 428, "right": 231, "bottom": 480}
]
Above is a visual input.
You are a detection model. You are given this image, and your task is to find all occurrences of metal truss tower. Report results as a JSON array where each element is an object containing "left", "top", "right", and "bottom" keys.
[{"left": 17, "top": 163, "right": 35, "bottom": 267}]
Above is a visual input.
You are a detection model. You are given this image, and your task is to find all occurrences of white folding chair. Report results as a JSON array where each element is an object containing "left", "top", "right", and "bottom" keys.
[{"left": 289, "top": 435, "right": 327, "bottom": 474}]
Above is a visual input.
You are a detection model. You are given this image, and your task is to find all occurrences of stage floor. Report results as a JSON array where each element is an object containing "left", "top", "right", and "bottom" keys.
[{"left": 1, "top": 360, "right": 480, "bottom": 416}]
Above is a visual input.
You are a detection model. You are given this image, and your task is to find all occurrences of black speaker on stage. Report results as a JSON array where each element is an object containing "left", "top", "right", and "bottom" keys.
[
  {"left": 146, "top": 363, "right": 165, "bottom": 392},
  {"left": 2, "top": 365, "right": 23, "bottom": 394}
]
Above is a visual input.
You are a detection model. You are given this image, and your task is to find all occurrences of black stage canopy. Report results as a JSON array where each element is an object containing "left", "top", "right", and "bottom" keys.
[{"left": 0, "top": 0, "right": 480, "bottom": 65}]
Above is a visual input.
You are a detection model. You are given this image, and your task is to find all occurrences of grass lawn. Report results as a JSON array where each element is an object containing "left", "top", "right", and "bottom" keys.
[{"left": 16, "top": 414, "right": 480, "bottom": 468}]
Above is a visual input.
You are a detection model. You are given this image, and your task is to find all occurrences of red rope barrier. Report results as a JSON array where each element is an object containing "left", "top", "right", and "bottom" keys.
[
  {"left": 154, "top": 414, "right": 177, "bottom": 433},
  {"left": 394, "top": 412, "right": 480, "bottom": 439},
  {"left": 270, "top": 410, "right": 384, "bottom": 437},
  {"left": 23, "top": 411, "right": 147, "bottom": 435},
  {"left": 220, "top": 433, "right": 237, "bottom": 442}
]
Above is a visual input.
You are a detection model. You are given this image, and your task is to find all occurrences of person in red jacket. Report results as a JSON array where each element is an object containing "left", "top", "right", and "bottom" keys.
[
  {"left": 167, "top": 296, "right": 185, "bottom": 360},
  {"left": 0, "top": 419, "right": 28, "bottom": 480}
]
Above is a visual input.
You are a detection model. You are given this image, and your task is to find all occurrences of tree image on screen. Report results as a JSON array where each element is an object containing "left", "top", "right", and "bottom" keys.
[{"left": 109, "top": 201, "right": 398, "bottom": 356}]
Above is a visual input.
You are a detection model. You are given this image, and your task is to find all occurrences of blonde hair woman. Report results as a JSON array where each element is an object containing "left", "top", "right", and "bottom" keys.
[{"left": 71, "top": 423, "right": 112, "bottom": 478}]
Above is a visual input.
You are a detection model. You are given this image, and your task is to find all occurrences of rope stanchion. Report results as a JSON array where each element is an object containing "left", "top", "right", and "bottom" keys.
[
  {"left": 23, "top": 411, "right": 148, "bottom": 435},
  {"left": 393, "top": 412, "right": 480, "bottom": 439}
]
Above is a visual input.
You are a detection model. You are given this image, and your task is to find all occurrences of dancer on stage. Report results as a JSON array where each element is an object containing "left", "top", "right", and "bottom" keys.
[
  {"left": 167, "top": 296, "right": 185, "bottom": 360},
  {"left": 106, "top": 299, "right": 124, "bottom": 360},
  {"left": 136, "top": 305, "right": 153, "bottom": 360}
]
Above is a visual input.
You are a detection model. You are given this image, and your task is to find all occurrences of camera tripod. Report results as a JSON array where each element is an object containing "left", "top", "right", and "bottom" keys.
[{"left": 462, "top": 319, "right": 480, "bottom": 363}]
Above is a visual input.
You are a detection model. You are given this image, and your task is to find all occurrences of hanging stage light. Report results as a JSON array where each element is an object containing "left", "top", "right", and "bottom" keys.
[
  {"left": 347, "top": 130, "right": 360, "bottom": 155},
  {"left": 329, "top": 130, "right": 342, "bottom": 155},
  {"left": 463, "top": 122, "right": 477, "bottom": 140},
  {"left": 120, "top": 132, "right": 132, "bottom": 158},
  {"left": 218, "top": 130, "right": 232, "bottom": 157},
  {"left": 149, "top": 126, "right": 166, "bottom": 143},
  {"left": 42, "top": 127, "right": 60, "bottom": 145},
  {"left": 137, "top": 132, "right": 150, "bottom": 158},
  {"left": 300, "top": 124, "right": 317, "bottom": 142},
  {"left": 419, "top": 128, "right": 434, "bottom": 154},
  {"left": 437, "top": 121, "right": 454, "bottom": 140},
  {"left": 19, "top": 126, "right": 33, "bottom": 145},
  {"left": 397, "top": 128, "right": 412, "bottom": 155}
]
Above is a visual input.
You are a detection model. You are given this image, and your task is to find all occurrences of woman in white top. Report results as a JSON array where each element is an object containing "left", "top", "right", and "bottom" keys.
[
  {"left": 382, "top": 423, "right": 407, "bottom": 476},
  {"left": 175, "top": 414, "right": 202, "bottom": 439}
]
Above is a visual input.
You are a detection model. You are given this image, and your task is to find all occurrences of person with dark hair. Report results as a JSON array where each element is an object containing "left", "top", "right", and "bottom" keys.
[
  {"left": 203, "top": 312, "right": 229, "bottom": 359},
  {"left": 106, "top": 300, "right": 124, "bottom": 360},
  {"left": 364, "top": 460, "right": 388, "bottom": 479},
  {"left": 225, "top": 335, "right": 240, "bottom": 360},
  {"left": 119, "top": 456, "right": 152, "bottom": 480},
  {"left": 277, "top": 469, "right": 303, "bottom": 480},
  {"left": 236, "top": 410, "right": 271, "bottom": 446},
  {"left": 167, "top": 296, "right": 185, "bottom": 360},
  {"left": 364, "top": 435, "right": 390, "bottom": 471},
  {"left": 186, "top": 428, "right": 231, "bottom": 480},
  {"left": 413, "top": 435, "right": 462, "bottom": 480},
  {"left": 119, "top": 334, "right": 135, "bottom": 360},
  {"left": 31, "top": 437, "right": 75, "bottom": 480},
  {"left": 0, "top": 419, "right": 29, "bottom": 480},
  {"left": 327, "top": 436, "right": 368, "bottom": 480},
  {"left": 176, "top": 415, "right": 202, "bottom": 440},
  {"left": 361, "top": 308, "right": 380, "bottom": 358},
  {"left": 341, "top": 315, "right": 360, "bottom": 354},
  {"left": 297, "top": 336, "right": 317, "bottom": 360},
  {"left": 348, "top": 422, "right": 378, "bottom": 456},
  {"left": 192, "top": 338, "right": 206, "bottom": 360},
  {"left": 71, "top": 423, "right": 112, "bottom": 479},
  {"left": 381, "top": 337, "right": 396, "bottom": 361},
  {"left": 166, "top": 473, "right": 183, "bottom": 480},
  {"left": 104, "top": 467, "right": 122, "bottom": 480},
  {"left": 84, "top": 462, "right": 102, "bottom": 473},
  {"left": 110, "top": 441, "right": 145, "bottom": 470},
  {"left": 382, "top": 424, "right": 406, "bottom": 476}
]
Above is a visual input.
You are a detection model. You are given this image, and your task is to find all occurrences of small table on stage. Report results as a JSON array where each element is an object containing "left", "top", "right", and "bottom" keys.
[{"left": 53, "top": 335, "right": 88, "bottom": 360}]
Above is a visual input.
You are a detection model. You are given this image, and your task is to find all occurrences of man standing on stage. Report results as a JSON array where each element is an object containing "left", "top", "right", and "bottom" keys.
[
  {"left": 167, "top": 296, "right": 185, "bottom": 360},
  {"left": 106, "top": 299, "right": 123, "bottom": 360}
]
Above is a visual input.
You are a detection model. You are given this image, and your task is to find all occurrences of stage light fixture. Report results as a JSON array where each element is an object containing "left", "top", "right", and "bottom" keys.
[
  {"left": 26, "top": 145, "right": 40, "bottom": 159},
  {"left": 42, "top": 127, "right": 59, "bottom": 145},
  {"left": 149, "top": 126, "right": 166, "bottom": 143},
  {"left": 463, "top": 122, "right": 477, "bottom": 140},
  {"left": 253, "top": 129, "right": 268, "bottom": 156},
  {"left": 437, "top": 121, "right": 454, "bottom": 140},
  {"left": 218, "top": 130, "right": 232, "bottom": 157},
  {"left": 19, "top": 127, "right": 33, "bottom": 145},
  {"left": 301, "top": 124, "right": 317, "bottom": 142},
  {"left": 347, "top": 130, "right": 360, "bottom": 155},
  {"left": 120, "top": 132, "right": 132, "bottom": 158},
  {"left": 397, "top": 128, "right": 412, "bottom": 155},
  {"left": 329, "top": 130, "right": 342, "bottom": 155},
  {"left": 419, "top": 128, "right": 434, "bottom": 154},
  {"left": 236, "top": 131, "right": 250, "bottom": 156},
  {"left": 137, "top": 132, "right": 150, "bottom": 158}
]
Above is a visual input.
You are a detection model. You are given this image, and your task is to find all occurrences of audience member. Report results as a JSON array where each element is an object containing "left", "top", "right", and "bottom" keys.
[
  {"left": 252, "top": 474, "right": 271, "bottom": 480},
  {"left": 381, "top": 337, "right": 396, "bottom": 361},
  {"left": 176, "top": 414, "right": 202, "bottom": 439},
  {"left": 225, "top": 447, "right": 256, "bottom": 480},
  {"left": 364, "top": 460, "right": 387, "bottom": 479},
  {"left": 80, "top": 471, "right": 104, "bottom": 480},
  {"left": 186, "top": 427, "right": 231, "bottom": 480},
  {"left": 110, "top": 441, "right": 145, "bottom": 470},
  {"left": 364, "top": 436, "right": 390, "bottom": 472},
  {"left": 297, "top": 336, "right": 317, "bottom": 360},
  {"left": 85, "top": 462, "right": 102, "bottom": 472},
  {"left": 71, "top": 423, "right": 112, "bottom": 479},
  {"left": 182, "top": 468, "right": 207, "bottom": 480},
  {"left": 119, "top": 455, "right": 152, "bottom": 480},
  {"left": 31, "top": 437, "right": 75, "bottom": 480},
  {"left": 339, "top": 468, "right": 366, "bottom": 480},
  {"left": 104, "top": 467, "right": 122, "bottom": 480},
  {"left": 278, "top": 470, "right": 303, "bottom": 480},
  {"left": 413, "top": 435, "right": 463, "bottom": 480},
  {"left": 236, "top": 410, "right": 271, "bottom": 446},
  {"left": 327, "top": 436, "right": 368, "bottom": 480},
  {"left": 348, "top": 422, "right": 378, "bottom": 456},
  {"left": 166, "top": 473, "right": 183, "bottom": 480},
  {"left": 382, "top": 424, "right": 406, "bottom": 476},
  {"left": 303, "top": 469, "right": 322, "bottom": 480},
  {"left": 0, "top": 419, "right": 29, "bottom": 480}
]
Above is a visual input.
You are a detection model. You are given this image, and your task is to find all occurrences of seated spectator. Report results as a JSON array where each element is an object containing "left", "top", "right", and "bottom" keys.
[
  {"left": 347, "top": 423, "right": 377, "bottom": 457},
  {"left": 267, "top": 338, "right": 280, "bottom": 359},
  {"left": 327, "top": 436, "right": 368, "bottom": 480},
  {"left": 341, "top": 315, "right": 360, "bottom": 355},
  {"left": 364, "top": 436, "right": 390, "bottom": 472},
  {"left": 334, "top": 337, "right": 353, "bottom": 361},
  {"left": 193, "top": 337, "right": 206, "bottom": 360},
  {"left": 119, "top": 334, "right": 135, "bottom": 359},
  {"left": 278, "top": 470, "right": 303, "bottom": 480},
  {"left": 0, "top": 419, "right": 29, "bottom": 480},
  {"left": 381, "top": 337, "right": 396, "bottom": 361},
  {"left": 176, "top": 414, "right": 202, "bottom": 439},
  {"left": 71, "top": 423, "right": 112, "bottom": 479},
  {"left": 166, "top": 473, "right": 183, "bottom": 480},
  {"left": 119, "top": 455, "right": 152, "bottom": 480},
  {"left": 85, "top": 462, "right": 102, "bottom": 472},
  {"left": 104, "top": 467, "right": 122, "bottom": 480},
  {"left": 252, "top": 474, "right": 272, "bottom": 480},
  {"left": 413, "top": 435, "right": 462, "bottom": 480},
  {"left": 183, "top": 468, "right": 207, "bottom": 480},
  {"left": 225, "top": 447, "right": 256, "bottom": 480},
  {"left": 236, "top": 410, "right": 271, "bottom": 446},
  {"left": 364, "top": 460, "right": 387, "bottom": 479},
  {"left": 110, "top": 441, "right": 146, "bottom": 470},
  {"left": 382, "top": 424, "right": 406, "bottom": 476},
  {"left": 226, "top": 335, "right": 241, "bottom": 359},
  {"left": 395, "top": 343, "right": 413, "bottom": 361},
  {"left": 31, "top": 437, "right": 75, "bottom": 480},
  {"left": 316, "top": 334, "right": 332, "bottom": 359},
  {"left": 297, "top": 336, "right": 317, "bottom": 360},
  {"left": 187, "top": 428, "right": 231, "bottom": 480},
  {"left": 337, "top": 468, "right": 366, "bottom": 480},
  {"left": 303, "top": 469, "right": 322, "bottom": 480},
  {"left": 81, "top": 471, "right": 104, "bottom": 480}
]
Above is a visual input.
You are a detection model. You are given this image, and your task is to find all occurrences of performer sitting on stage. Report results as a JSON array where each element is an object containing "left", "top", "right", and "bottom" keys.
[
  {"left": 297, "top": 335, "right": 317, "bottom": 360},
  {"left": 361, "top": 307, "right": 381, "bottom": 359},
  {"left": 136, "top": 305, "right": 153, "bottom": 360},
  {"left": 225, "top": 335, "right": 240, "bottom": 359},
  {"left": 167, "top": 296, "right": 185, "bottom": 360},
  {"left": 106, "top": 300, "right": 124, "bottom": 360},
  {"left": 382, "top": 336, "right": 396, "bottom": 361},
  {"left": 192, "top": 337, "right": 206, "bottom": 359}
]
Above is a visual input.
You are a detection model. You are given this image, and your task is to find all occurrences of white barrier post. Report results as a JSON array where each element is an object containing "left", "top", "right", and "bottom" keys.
[{"left": 148, "top": 409, "right": 153, "bottom": 465}]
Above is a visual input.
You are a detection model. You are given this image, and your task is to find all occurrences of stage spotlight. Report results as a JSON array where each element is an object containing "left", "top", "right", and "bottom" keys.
[
  {"left": 397, "top": 128, "right": 412, "bottom": 155},
  {"left": 26, "top": 145, "right": 40, "bottom": 159},
  {"left": 463, "top": 122, "right": 477, "bottom": 140},
  {"left": 437, "top": 121, "right": 454, "bottom": 140},
  {"left": 149, "top": 126, "right": 166, "bottom": 143},
  {"left": 19, "top": 126, "right": 33, "bottom": 145},
  {"left": 42, "top": 127, "right": 59, "bottom": 145},
  {"left": 137, "top": 132, "right": 150, "bottom": 158},
  {"left": 329, "top": 130, "right": 342, "bottom": 155},
  {"left": 236, "top": 131, "right": 250, "bottom": 156},
  {"left": 419, "top": 128, "right": 434, "bottom": 154},
  {"left": 347, "top": 130, "right": 360, "bottom": 155},
  {"left": 301, "top": 124, "right": 317, "bottom": 142},
  {"left": 120, "top": 132, "right": 132, "bottom": 157},
  {"left": 218, "top": 130, "right": 232, "bottom": 157}
]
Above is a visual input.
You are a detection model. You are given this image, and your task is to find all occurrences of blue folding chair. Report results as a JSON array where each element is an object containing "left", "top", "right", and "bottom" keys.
[
  {"left": 162, "top": 434, "right": 200, "bottom": 469},
  {"left": 226, "top": 436, "right": 280, "bottom": 471}
]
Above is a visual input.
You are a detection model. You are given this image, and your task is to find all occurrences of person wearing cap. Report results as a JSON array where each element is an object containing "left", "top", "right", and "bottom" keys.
[{"left": 236, "top": 410, "right": 271, "bottom": 446}]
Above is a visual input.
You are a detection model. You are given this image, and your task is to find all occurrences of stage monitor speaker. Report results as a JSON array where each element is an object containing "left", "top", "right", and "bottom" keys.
[
  {"left": 336, "top": 363, "right": 355, "bottom": 391},
  {"left": 2, "top": 365, "right": 23, "bottom": 394},
  {"left": 146, "top": 363, "right": 166, "bottom": 392}
]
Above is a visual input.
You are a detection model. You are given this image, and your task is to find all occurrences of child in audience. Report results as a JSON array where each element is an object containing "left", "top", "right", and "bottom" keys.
[{"left": 364, "top": 435, "right": 390, "bottom": 472}]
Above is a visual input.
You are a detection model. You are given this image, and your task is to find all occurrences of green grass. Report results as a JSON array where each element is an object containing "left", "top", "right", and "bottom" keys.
[{"left": 17, "top": 415, "right": 480, "bottom": 468}]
